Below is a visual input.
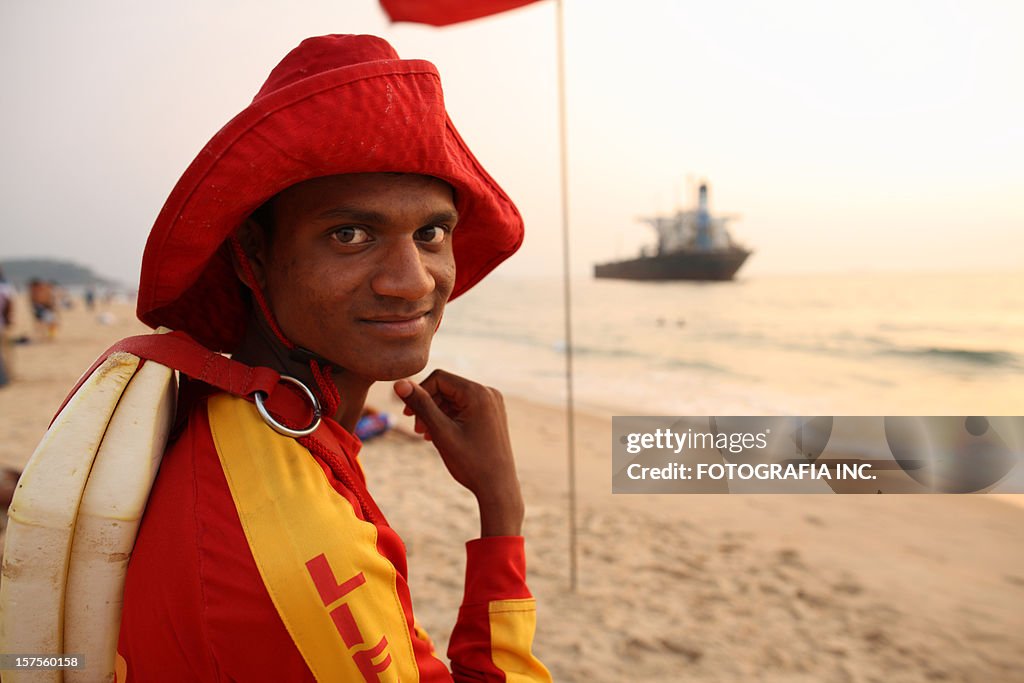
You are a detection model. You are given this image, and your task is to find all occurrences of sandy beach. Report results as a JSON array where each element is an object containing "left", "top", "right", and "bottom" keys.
[{"left": 1, "top": 300, "right": 1022, "bottom": 682}]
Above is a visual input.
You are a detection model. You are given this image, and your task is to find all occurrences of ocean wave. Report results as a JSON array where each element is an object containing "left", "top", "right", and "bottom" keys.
[
  {"left": 658, "top": 358, "right": 734, "bottom": 374},
  {"left": 445, "top": 326, "right": 655, "bottom": 363},
  {"left": 884, "top": 346, "right": 1019, "bottom": 367}
]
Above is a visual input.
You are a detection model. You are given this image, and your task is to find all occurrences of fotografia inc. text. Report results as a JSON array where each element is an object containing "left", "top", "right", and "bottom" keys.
[{"left": 626, "top": 462, "right": 876, "bottom": 481}]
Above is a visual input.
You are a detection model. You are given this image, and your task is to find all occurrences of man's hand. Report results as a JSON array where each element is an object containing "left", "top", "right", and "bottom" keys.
[{"left": 394, "top": 371, "right": 524, "bottom": 537}]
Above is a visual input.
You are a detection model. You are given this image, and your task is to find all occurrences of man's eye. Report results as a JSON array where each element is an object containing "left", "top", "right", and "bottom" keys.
[
  {"left": 331, "top": 226, "right": 372, "bottom": 244},
  {"left": 415, "top": 225, "right": 451, "bottom": 244}
]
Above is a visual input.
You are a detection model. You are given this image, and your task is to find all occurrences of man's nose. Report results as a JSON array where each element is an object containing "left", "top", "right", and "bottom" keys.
[{"left": 370, "top": 239, "right": 435, "bottom": 300}]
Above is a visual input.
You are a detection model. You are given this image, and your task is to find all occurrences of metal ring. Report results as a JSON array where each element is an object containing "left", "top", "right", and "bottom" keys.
[{"left": 253, "top": 375, "right": 322, "bottom": 438}]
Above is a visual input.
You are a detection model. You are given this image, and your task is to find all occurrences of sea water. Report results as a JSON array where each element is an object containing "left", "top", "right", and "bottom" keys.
[{"left": 429, "top": 270, "right": 1024, "bottom": 417}]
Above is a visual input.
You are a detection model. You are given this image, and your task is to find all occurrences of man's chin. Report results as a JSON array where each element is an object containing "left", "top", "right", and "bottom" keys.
[{"left": 366, "top": 353, "right": 431, "bottom": 383}]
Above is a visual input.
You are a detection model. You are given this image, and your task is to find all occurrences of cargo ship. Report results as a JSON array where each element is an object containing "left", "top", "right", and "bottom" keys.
[{"left": 594, "top": 183, "right": 751, "bottom": 281}]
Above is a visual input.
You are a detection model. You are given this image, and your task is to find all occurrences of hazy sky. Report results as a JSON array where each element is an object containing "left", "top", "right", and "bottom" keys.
[{"left": 2, "top": 0, "right": 1022, "bottom": 285}]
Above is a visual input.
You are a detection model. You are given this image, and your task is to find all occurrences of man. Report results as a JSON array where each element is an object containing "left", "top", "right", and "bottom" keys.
[
  {"left": 0, "top": 267, "right": 13, "bottom": 387},
  {"left": 117, "top": 35, "right": 551, "bottom": 681}
]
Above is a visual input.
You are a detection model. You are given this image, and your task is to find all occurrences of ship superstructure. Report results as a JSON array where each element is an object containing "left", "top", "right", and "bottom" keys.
[{"left": 594, "top": 182, "right": 751, "bottom": 281}]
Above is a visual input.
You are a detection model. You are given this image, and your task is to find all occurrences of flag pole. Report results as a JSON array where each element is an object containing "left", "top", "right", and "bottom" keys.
[{"left": 554, "top": 0, "right": 579, "bottom": 593}]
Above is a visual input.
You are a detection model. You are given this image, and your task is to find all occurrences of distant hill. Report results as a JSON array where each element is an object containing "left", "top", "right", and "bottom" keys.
[{"left": 0, "top": 259, "right": 117, "bottom": 288}]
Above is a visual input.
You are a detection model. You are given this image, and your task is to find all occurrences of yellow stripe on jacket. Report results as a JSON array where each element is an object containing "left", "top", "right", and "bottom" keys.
[{"left": 207, "top": 393, "right": 418, "bottom": 682}]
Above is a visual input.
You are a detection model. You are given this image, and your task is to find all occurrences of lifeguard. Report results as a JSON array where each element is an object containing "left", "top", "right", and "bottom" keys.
[{"left": 114, "top": 34, "right": 551, "bottom": 681}]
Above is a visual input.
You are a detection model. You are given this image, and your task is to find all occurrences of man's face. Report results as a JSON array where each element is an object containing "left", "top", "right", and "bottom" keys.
[{"left": 252, "top": 173, "right": 457, "bottom": 382}]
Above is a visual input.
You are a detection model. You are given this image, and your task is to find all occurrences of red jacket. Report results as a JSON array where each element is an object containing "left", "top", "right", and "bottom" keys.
[{"left": 117, "top": 393, "right": 549, "bottom": 682}]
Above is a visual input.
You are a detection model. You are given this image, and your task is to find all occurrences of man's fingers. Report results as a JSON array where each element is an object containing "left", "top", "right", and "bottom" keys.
[
  {"left": 394, "top": 379, "right": 449, "bottom": 436},
  {"left": 418, "top": 370, "right": 473, "bottom": 412}
]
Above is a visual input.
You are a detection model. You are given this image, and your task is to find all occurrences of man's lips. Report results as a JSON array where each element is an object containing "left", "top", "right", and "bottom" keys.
[{"left": 359, "top": 311, "right": 431, "bottom": 337}]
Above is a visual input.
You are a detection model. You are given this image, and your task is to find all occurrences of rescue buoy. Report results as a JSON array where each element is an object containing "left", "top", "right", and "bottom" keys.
[
  {"left": 64, "top": 358, "right": 176, "bottom": 682},
  {"left": 0, "top": 344, "right": 176, "bottom": 683}
]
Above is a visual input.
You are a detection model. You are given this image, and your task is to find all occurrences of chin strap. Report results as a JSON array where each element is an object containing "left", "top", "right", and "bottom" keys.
[{"left": 229, "top": 236, "right": 342, "bottom": 418}]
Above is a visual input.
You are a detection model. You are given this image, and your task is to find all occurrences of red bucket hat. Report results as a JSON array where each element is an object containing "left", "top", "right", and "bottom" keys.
[{"left": 137, "top": 34, "right": 523, "bottom": 353}]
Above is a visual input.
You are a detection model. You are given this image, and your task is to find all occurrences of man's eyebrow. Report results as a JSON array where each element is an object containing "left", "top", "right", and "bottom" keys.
[
  {"left": 316, "top": 207, "right": 388, "bottom": 223},
  {"left": 424, "top": 209, "right": 459, "bottom": 225},
  {"left": 316, "top": 207, "right": 459, "bottom": 224}
]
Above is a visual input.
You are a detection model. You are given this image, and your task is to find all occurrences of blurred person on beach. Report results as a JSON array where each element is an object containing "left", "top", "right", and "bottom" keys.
[
  {"left": 28, "top": 278, "right": 58, "bottom": 340},
  {"left": 0, "top": 267, "right": 20, "bottom": 506},
  {"left": 0, "top": 267, "right": 14, "bottom": 387},
  {"left": 104, "top": 34, "right": 551, "bottom": 682},
  {"left": 54, "top": 280, "right": 73, "bottom": 311}
]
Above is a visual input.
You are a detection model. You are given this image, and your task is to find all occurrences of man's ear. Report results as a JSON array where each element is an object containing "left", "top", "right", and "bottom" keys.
[{"left": 231, "top": 219, "right": 270, "bottom": 291}]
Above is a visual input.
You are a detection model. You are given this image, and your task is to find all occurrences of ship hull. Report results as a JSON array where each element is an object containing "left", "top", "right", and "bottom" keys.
[{"left": 594, "top": 248, "right": 750, "bottom": 281}]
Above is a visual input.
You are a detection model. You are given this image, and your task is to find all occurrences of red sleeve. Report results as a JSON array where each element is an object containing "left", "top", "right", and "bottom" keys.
[{"left": 448, "top": 537, "right": 551, "bottom": 682}]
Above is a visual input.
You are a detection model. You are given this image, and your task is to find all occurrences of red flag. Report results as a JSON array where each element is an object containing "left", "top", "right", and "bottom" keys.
[{"left": 380, "top": 0, "right": 543, "bottom": 26}]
